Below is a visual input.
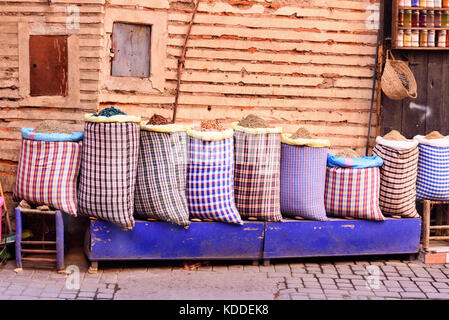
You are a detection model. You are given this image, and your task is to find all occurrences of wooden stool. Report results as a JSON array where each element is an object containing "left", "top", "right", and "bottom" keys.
[
  {"left": 15, "top": 207, "right": 64, "bottom": 271},
  {"left": 421, "top": 200, "right": 449, "bottom": 250}
]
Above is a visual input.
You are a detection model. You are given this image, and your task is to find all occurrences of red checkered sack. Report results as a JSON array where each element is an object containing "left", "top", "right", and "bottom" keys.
[
  {"left": 324, "top": 167, "right": 385, "bottom": 221},
  {"left": 233, "top": 129, "right": 282, "bottom": 221},
  {"left": 13, "top": 139, "right": 82, "bottom": 216}
]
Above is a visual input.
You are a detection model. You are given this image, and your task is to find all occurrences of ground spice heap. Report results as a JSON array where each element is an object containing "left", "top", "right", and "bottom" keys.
[
  {"left": 383, "top": 130, "right": 408, "bottom": 141},
  {"left": 237, "top": 114, "right": 271, "bottom": 128},
  {"left": 290, "top": 127, "right": 312, "bottom": 139},
  {"left": 200, "top": 119, "right": 225, "bottom": 132},
  {"left": 336, "top": 148, "right": 360, "bottom": 158},
  {"left": 147, "top": 114, "right": 170, "bottom": 125},
  {"left": 425, "top": 131, "right": 445, "bottom": 139},
  {"left": 93, "top": 106, "right": 126, "bottom": 117},
  {"left": 33, "top": 120, "right": 73, "bottom": 134}
]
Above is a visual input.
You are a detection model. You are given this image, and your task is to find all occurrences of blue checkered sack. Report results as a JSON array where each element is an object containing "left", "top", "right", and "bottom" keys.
[
  {"left": 416, "top": 144, "right": 449, "bottom": 200},
  {"left": 186, "top": 136, "right": 242, "bottom": 224}
]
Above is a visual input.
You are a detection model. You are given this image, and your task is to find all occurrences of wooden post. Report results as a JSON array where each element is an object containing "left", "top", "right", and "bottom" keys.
[
  {"left": 55, "top": 210, "right": 65, "bottom": 271},
  {"left": 422, "top": 200, "right": 431, "bottom": 250},
  {"left": 15, "top": 208, "right": 22, "bottom": 268}
]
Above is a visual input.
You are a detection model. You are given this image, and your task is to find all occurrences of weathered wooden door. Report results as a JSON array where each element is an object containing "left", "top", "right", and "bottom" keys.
[
  {"left": 382, "top": 0, "right": 449, "bottom": 137},
  {"left": 111, "top": 23, "right": 151, "bottom": 78},
  {"left": 29, "top": 35, "right": 68, "bottom": 96}
]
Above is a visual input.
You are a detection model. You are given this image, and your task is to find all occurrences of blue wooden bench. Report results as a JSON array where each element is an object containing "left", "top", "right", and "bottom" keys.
[{"left": 84, "top": 217, "right": 421, "bottom": 271}]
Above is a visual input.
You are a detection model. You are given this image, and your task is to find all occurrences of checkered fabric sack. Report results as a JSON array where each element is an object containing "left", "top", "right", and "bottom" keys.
[
  {"left": 280, "top": 143, "right": 329, "bottom": 221},
  {"left": 372, "top": 137, "right": 419, "bottom": 218},
  {"left": 324, "top": 165, "right": 385, "bottom": 221},
  {"left": 233, "top": 124, "right": 282, "bottom": 221},
  {"left": 134, "top": 124, "right": 190, "bottom": 227},
  {"left": 414, "top": 135, "right": 449, "bottom": 200},
  {"left": 186, "top": 129, "right": 242, "bottom": 224},
  {"left": 14, "top": 138, "right": 82, "bottom": 216},
  {"left": 77, "top": 119, "right": 140, "bottom": 230}
]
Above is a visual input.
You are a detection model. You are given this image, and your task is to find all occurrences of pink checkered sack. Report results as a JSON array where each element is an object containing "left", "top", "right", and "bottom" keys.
[{"left": 13, "top": 139, "right": 82, "bottom": 216}]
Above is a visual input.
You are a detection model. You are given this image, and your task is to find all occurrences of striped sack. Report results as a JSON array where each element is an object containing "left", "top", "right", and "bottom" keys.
[
  {"left": 234, "top": 131, "right": 282, "bottom": 221},
  {"left": 134, "top": 130, "right": 190, "bottom": 227},
  {"left": 77, "top": 122, "right": 140, "bottom": 230},
  {"left": 416, "top": 144, "right": 449, "bottom": 200},
  {"left": 280, "top": 145, "right": 329, "bottom": 221},
  {"left": 13, "top": 139, "right": 81, "bottom": 216},
  {"left": 186, "top": 136, "right": 242, "bottom": 224},
  {"left": 324, "top": 167, "right": 385, "bottom": 221},
  {"left": 372, "top": 144, "right": 419, "bottom": 218}
]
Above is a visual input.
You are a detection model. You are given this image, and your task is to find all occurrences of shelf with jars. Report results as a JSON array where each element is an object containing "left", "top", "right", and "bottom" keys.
[{"left": 393, "top": 0, "right": 449, "bottom": 49}]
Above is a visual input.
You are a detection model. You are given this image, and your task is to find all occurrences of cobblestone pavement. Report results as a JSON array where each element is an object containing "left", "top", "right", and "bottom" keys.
[{"left": 1, "top": 252, "right": 449, "bottom": 300}]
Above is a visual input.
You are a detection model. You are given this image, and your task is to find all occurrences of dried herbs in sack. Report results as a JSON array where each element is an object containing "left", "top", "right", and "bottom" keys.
[
  {"left": 414, "top": 132, "right": 449, "bottom": 201},
  {"left": 232, "top": 115, "right": 282, "bottom": 221},
  {"left": 186, "top": 121, "right": 242, "bottom": 224},
  {"left": 372, "top": 131, "right": 420, "bottom": 218},
  {"left": 280, "top": 129, "right": 331, "bottom": 221},
  {"left": 134, "top": 116, "right": 190, "bottom": 227},
  {"left": 14, "top": 121, "right": 83, "bottom": 216},
  {"left": 325, "top": 151, "right": 385, "bottom": 221},
  {"left": 77, "top": 107, "right": 141, "bottom": 230}
]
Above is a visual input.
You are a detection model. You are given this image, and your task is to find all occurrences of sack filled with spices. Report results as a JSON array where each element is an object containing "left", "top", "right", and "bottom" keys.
[
  {"left": 280, "top": 128, "right": 331, "bottom": 221},
  {"left": 14, "top": 121, "right": 83, "bottom": 216},
  {"left": 134, "top": 115, "right": 190, "bottom": 227},
  {"left": 232, "top": 115, "right": 282, "bottom": 222},
  {"left": 325, "top": 150, "right": 385, "bottom": 221},
  {"left": 414, "top": 131, "right": 449, "bottom": 200},
  {"left": 186, "top": 120, "right": 242, "bottom": 224},
  {"left": 372, "top": 130, "right": 420, "bottom": 218},
  {"left": 77, "top": 107, "right": 141, "bottom": 230}
]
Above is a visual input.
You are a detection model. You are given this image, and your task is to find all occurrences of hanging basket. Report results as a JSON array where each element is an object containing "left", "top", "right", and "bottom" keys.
[{"left": 381, "top": 50, "right": 418, "bottom": 100}]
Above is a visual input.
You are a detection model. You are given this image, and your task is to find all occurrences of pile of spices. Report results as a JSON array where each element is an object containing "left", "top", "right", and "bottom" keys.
[
  {"left": 200, "top": 119, "right": 225, "bottom": 132},
  {"left": 336, "top": 148, "right": 360, "bottom": 158},
  {"left": 237, "top": 114, "right": 271, "bottom": 128},
  {"left": 383, "top": 130, "right": 408, "bottom": 141},
  {"left": 93, "top": 106, "right": 126, "bottom": 117},
  {"left": 290, "top": 127, "right": 312, "bottom": 139},
  {"left": 425, "top": 131, "right": 445, "bottom": 139},
  {"left": 147, "top": 114, "right": 170, "bottom": 125},
  {"left": 33, "top": 120, "right": 73, "bottom": 134}
]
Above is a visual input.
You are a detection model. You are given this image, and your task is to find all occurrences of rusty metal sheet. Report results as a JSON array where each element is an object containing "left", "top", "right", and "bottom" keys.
[
  {"left": 29, "top": 35, "right": 68, "bottom": 97},
  {"left": 111, "top": 22, "right": 151, "bottom": 78}
]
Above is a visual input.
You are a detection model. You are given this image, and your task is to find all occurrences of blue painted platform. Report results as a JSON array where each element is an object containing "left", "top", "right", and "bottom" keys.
[
  {"left": 263, "top": 218, "right": 422, "bottom": 259},
  {"left": 85, "top": 220, "right": 265, "bottom": 261},
  {"left": 85, "top": 217, "right": 422, "bottom": 263}
]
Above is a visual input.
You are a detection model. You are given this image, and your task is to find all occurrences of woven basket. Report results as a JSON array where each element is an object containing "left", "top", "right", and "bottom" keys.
[{"left": 381, "top": 50, "right": 417, "bottom": 100}]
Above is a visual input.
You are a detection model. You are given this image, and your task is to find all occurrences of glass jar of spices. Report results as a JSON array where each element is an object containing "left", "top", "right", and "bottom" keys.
[
  {"left": 435, "top": 10, "right": 442, "bottom": 26},
  {"left": 404, "top": 0, "right": 412, "bottom": 6},
  {"left": 435, "top": 0, "right": 442, "bottom": 7},
  {"left": 400, "top": 0, "right": 405, "bottom": 5},
  {"left": 412, "top": 0, "right": 419, "bottom": 6},
  {"left": 444, "top": 0, "right": 449, "bottom": 7},
  {"left": 428, "top": 29, "right": 436, "bottom": 46},
  {"left": 442, "top": 10, "right": 449, "bottom": 26},
  {"left": 420, "top": 30, "right": 428, "bottom": 46},
  {"left": 428, "top": 10, "right": 435, "bottom": 26},
  {"left": 397, "top": 30, "right": 405, "bottom": 47},
  {"left": 446, "top": 30, "right": 449, "bottom": 46},
  {"left": 412, "top": 10, "right": 420, "bottom": 26},
  {"left": 428, "top": 0, "right": 435, "bottom": 7},
  {"left": 405, "top": 9, "right": 413, "bottom": 26},
  {"left": 399, "top": 9, "right": 405, "bottom": 26},
  {"left": 438, "top": 30, "right": 447, "bottom": 46},
  {"left": 412, "top": 29, "right": 420, "bottom": 46},
  {"left": 421, "top": 0, "right": 427, "bottom": 6},
  {"left": 404, "top": 30, "right": 412, "bottom": 46},
  {"left": 420, "top": 10, "right": 427, "bottom": 26}
]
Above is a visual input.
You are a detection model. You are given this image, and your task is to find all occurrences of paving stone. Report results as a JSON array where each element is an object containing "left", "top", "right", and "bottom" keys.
[
  {"left": 400, "top": 292, "right": 427, "bottom": 299},
  {"left": 373, "top": 291, "right": 401, "bottom": 298},
  {"left": 290, "top": 293, "right": 309, "bottom": 300},
  {"left": 426, "top": 293, "right": 449, "bottom": 300},
  {"left": 97, "top": 293, "right": 114, "bottom": 299}
]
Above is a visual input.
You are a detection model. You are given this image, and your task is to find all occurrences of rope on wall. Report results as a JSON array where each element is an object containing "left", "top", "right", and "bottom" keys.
[{"left": 172, "top": 0, "right": 201, "bottom": 123}]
